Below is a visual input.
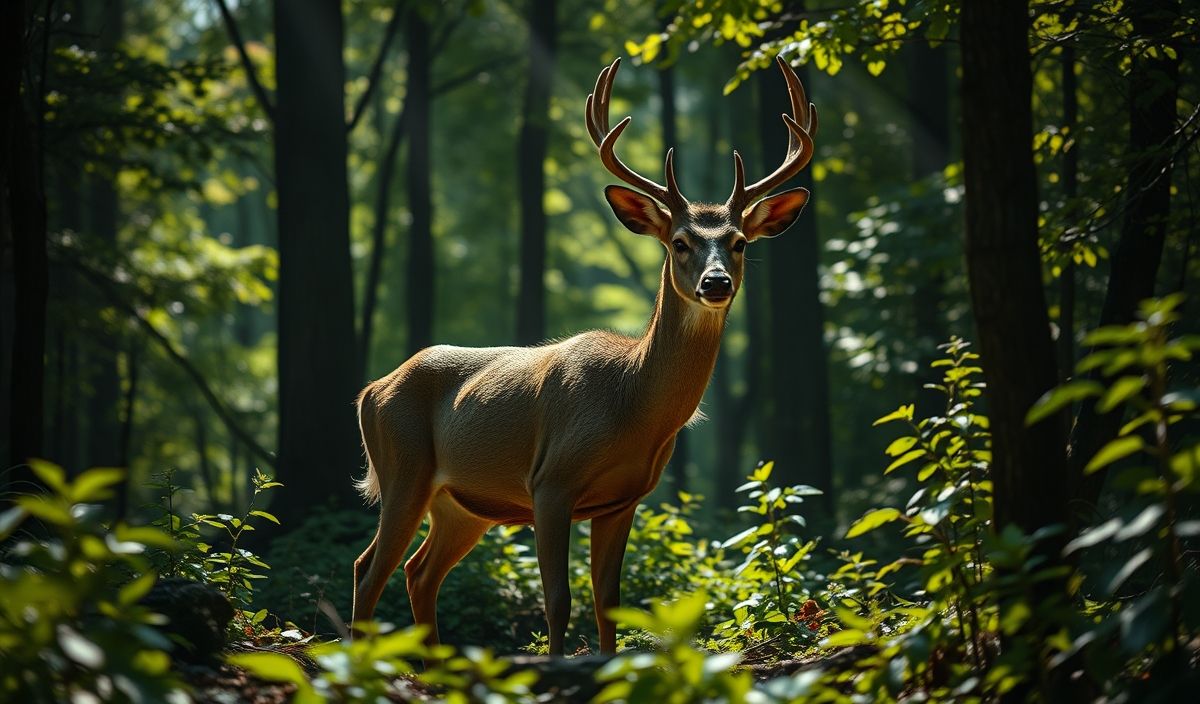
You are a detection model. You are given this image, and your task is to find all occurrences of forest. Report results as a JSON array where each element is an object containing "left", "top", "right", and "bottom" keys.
[{"left": 1, "top": 0, "right": 1198, "bottom": 701}]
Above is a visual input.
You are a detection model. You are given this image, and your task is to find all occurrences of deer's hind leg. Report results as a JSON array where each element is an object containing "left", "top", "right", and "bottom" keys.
[
  {"left": 351, "top": 424, "right": 437, "bottom": 627},
  {"left": 404, "top": 492, "right": 492, "bottom": 645}
]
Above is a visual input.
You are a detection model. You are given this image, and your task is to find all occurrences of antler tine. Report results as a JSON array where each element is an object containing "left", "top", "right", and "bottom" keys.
[
  {"left": 586, "top": 58, "right": 687, "bottom": 209},
  {"left": 727, "top": 56, "right": 816, "bottom": 213}
]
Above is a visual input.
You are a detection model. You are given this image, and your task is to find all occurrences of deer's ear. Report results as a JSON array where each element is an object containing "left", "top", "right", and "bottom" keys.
[
  {"left": 742, "top": 187, "right": 809, "bottom": 241},
  {"left": 605, "top": 185, "right": 671, "bottom": 238}
]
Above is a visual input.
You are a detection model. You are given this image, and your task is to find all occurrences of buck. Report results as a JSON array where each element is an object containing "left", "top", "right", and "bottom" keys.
[{"left": 351, "top": 56, "right": 817, "bottom": 656}]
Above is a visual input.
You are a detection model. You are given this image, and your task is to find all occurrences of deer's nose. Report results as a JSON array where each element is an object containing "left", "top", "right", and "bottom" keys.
[{"left": 698, "top": 272, "right": 733, "bottom": 299}]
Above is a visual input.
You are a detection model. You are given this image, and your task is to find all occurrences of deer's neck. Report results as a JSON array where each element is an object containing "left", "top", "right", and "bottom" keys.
[{"left": 629, "top": 259, "right": 728, "bottom": 432}]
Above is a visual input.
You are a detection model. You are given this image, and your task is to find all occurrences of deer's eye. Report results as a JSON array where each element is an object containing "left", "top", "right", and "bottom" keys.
[
  {"left": 672, "top": 238, "right": 689, "bottom": 253},
  {"left": 732, "top": 239, "right": 747, "bottom": 253}
]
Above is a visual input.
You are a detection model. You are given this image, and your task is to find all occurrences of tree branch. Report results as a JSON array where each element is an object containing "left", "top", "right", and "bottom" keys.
[
  {"left": 65, "top": 256, "right": 278, "bottom": 470},
  {"left": 346, "top": 0, "right": 405, "bottom": 133},
  {"left": 212, "top": 0, "right": 275, "bottom": 122}
]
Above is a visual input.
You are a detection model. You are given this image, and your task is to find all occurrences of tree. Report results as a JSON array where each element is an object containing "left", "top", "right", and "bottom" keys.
[
  {"left": 515, "top": 0, "right": 557, "bottom": 345},
  {"left": 760, "top": 52, "right": 833, "bottom": 514},
  {"left": 272, "top": 0, "right": 361, "bottom": 519},
  {"left": 5, "top": 0, "right": 49, "bottom": 477},
  {"left": 961, "top": 0, "right": 1068, "bottom": 537}
]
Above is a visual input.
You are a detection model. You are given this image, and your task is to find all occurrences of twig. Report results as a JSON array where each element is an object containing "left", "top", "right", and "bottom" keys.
[
  {"left": 346, "top": 0, "right": 405, "bottom": 133},
  {"left": 212, "top": 0, "right": 275, "bottom": 121}
]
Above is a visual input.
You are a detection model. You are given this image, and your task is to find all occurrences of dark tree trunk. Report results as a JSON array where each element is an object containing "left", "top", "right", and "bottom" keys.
[
  {"left": 961, "top": 0, "right": 1067, "bottom": 537},
  {"left": 759, "top": 60, "right": 832, "bottom": 513},
  {"left": 83, "top": 0, "right": 124, "bottom": 471},
  {"left": 907, "top": 41, "right": 951, "bottom": 416},
  {"left": 6, "top": 0, "right": 49, "bottom": 476},
  {"left": 405, "top": 10, "right": 433, "bottom": 357},
  {"left": 515, "top": 0, "right": 556, "bottom": 345},
  {"left": 658, "top": 61, "right": 689, "bottom": 493},
  {"left": 272, "top": 0, "right": 360, "bottom": 521},
  {"left": 962, "top": 6, "right": 1073, "bottom": 698},
  {"left": 1069, "top": 0, "right": 1179, "bottom": 508}
]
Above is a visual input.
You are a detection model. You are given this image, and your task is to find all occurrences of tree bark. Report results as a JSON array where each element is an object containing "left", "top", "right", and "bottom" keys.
[
  {"left": 405, "top": 10, "right": 433, "bottom": 357},
  {"left": 961, "top": 0, "right": 1068, "bottom": 537},
  {"left": 6, "top": 0, "right": 49, "bottom": 476},
  {"left": 1069, "top": 0, "right": 1179, "bottom": 509},
  {"left": 272, "top": 0, "right": 361, "bottom": 522},
  {"left": 759, "top": 58, "right": 832, "bottom": 514},
  {"left": 515, "top": 0, "right": 556, "bottom": 345}
]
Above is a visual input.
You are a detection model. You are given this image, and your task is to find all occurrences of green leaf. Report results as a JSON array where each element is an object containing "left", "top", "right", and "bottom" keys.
[
  {"left": 1085, "top": 436, "right": 1145, "bottom": 474},
  {"left": 29, "top": 459, "right": 68, "bottom": 494},
  {"left": 0, "top": 506, "right": 29, "bottom": 541},
  {"left": 874, "top": 404, "right": 914, "bottom": 426},
  {"left": 884, "top": 436, "right": 918, "bottom": 457},
  {"left": 846, "top": 508, "right": 902, "bottom": 538},
  {"left": 1169, "top": 445, "right": 1200, "bottom": 485},
  {"left": 72, "top": 467, "right": 126, "bottom": 503},
  {"left": 16, "top": 495, "right": 72, "bottom": 525},
  {"left": 885, "top": 449, "right": 926, "bottom": 474},
  {"left": 821, "top": 629, "right": 867, "bottom": 648},
  {"left": 249, "top": 510, "right": 280, "bottom": 525},
  {"left": 227, "top": 652, "right": 309, "bottom": 687},
  {"left": 1026, "top": 381, "right": 1102, "bottom": 425},
  {"left": 119, "top": 572, "right": 158, "bottom": 606},
  {"left": 1097, "top": 376, "right": 1145, "bottom": 413}
]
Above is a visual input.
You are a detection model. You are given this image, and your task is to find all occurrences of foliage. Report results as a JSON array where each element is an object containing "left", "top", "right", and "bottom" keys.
[
  {"left": 1027, "top": 295, "right": 1200, "bottom": 697},
  {"left": 711, "top": 462, "right": 824, "bottom": 653},
  {"left": 0, "top": 463, "right": 186, "bottom": 703},
  {"left": 229, "top": 622, "right": 542, "bottom": 704},
  {"left": 597, "top": 592, "right": 756, "bottom": 703},
  {"left": 151, "top": 468, "right": 281, "bottom": 637}
]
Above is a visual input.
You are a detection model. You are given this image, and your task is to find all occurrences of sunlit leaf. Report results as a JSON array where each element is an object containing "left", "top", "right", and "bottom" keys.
[
  {"left": 1085, "top": 436, "right": 1145, "bottom": 474},
  {"left": 846, "top": 508, "right": 902, "bottom": 538}
]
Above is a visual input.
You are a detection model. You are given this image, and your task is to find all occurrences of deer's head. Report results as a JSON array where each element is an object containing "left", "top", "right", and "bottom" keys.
[{"left": 587, "top": 57, "right": 817, "bottom": 310}]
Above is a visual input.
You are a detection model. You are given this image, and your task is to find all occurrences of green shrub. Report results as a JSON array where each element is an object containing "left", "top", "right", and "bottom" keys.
[{"left": 0, "top": 463, "right": 187, "bottom": 703}]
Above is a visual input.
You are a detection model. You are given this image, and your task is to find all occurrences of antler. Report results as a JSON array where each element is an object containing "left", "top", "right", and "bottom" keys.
[
  {"left": 586, "top": 58, "right": 688, "bottom": 211},
  {"left": 726, "top": 56, "right": 818, "bottom": 215}
]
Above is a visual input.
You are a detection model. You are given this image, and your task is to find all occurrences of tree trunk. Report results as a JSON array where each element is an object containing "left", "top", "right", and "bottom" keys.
[
  {"left": 1057, "top": 27, "right": 1078, "bottom": 382},
  {"left": 961, "top": 0, "right": 1067, "bottom": 537},
  {"left": 961, "top": 5, "right": 1072, "bottom": 698},
  {"left": 1069, "top": 0, "right": 1179, "bottom": 508},
  {"left": 759, "top": 59, "right": 832, "bottom": 513},
  {"left": 6, "top": 0, "right": 49, "bottom": 476},
  {"left": 272, "top": 0, "right": 360, "bottom": 522},
  {"left": 405, "top": 10, "right": 433, "bottom": 357},
  {"left": 84, "top": 0, "right": 124, "bottom": 471},
  {"left": 515, "top": 0, "right": 556, "bottom": 345}
]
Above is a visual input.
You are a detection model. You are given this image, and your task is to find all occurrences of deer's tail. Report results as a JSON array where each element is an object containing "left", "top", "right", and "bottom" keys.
[{"left": 353, "top": 384, "right": 382, "bottom": 506}]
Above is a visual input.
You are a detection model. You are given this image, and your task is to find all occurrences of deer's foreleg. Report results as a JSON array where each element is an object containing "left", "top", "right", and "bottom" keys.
[
  {"left": 590, "top": 503, "right": 638, "bottom": 654},
  {"left": 533, "top": 488, "right": 575, "bottom": 656}
]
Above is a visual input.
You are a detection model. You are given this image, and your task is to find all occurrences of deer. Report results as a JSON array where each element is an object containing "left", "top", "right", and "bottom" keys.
[{"left": 350, "top": 55, "right": 817, "bottom": 656}]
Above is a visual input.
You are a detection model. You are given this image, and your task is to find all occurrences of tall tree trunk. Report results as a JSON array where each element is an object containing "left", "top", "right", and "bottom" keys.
[
  {"left": 272, "top": 0, "right": 360, "bottom": 523},
  {"left": 405, "top": 10, "right": 433, "bottom": 357},
  {"left": 515, "top": 0, "right": 556, "bottom": 345},
  {"left": 360, "top": 105, "right": 407, "bottom": 379},
  {"left": 1069, "top": 0, "right": 1179, "bottom": 508},
  {"left": 84, "top": 0, "right": 124, "bottom": 472},
  {"left": 961, "top": 5, "right": 1071, "bottom": 697},
  {"left": 759, "top": 57, "right": 832, "bottom": 513},
  {"left": 6, "top": 0, "right": 49, "bottom": 476},
  {"left": 908, "top": 41, "right": 951, "bottom": 415},
  {"left": 961, "top": 0, "right": 1067, "bottom": 537},
  {"left": 658, "top": 61, "right": 689, "bottom": 493}
]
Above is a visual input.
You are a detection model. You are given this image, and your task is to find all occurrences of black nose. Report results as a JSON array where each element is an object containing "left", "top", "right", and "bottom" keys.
[{"left": 699, "top": 272, "right": 733, "bottom": 298}]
